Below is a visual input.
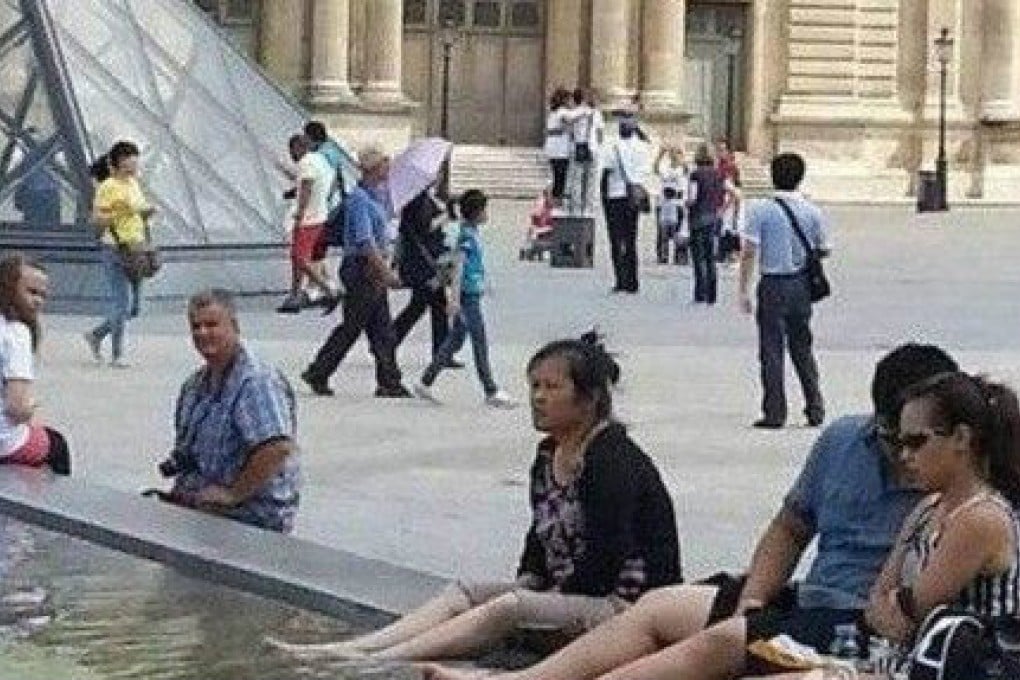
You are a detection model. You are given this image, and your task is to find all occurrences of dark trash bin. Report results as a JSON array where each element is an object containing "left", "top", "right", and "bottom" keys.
[
  {"left": 917, "top": 171, "right": 944, "bottom": 213},
  {"left": 550, "top": 215, "right": 594, "bottom": 268}
]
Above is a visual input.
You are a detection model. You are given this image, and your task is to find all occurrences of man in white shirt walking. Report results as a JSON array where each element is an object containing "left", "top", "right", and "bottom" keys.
[{"left": 278, "top": 134, "right": 339, "bottom": 314}]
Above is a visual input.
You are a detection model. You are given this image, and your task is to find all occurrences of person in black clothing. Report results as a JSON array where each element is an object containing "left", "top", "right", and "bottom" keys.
[
  {"left": 271, "top": 332, "right": 681, "bottom": 665},
  {"left": 391, "top": 186, "right": 462, "bottom": 368},
  {"left": 686, "top": 144, "right": 723, "bottom": 304}
]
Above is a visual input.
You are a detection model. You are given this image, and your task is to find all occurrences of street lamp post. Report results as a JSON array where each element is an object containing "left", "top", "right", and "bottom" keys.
[
  {"left": 439, "top": 20, "right": 457, "bottom": 140},
  {"left": 934, "top": 27, "right": 954, "bottom": 211}
]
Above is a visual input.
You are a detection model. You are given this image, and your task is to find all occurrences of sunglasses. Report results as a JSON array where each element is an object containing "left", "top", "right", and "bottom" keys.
[{"left": 896, "top": 429, "right": 951, "bottom": 453}]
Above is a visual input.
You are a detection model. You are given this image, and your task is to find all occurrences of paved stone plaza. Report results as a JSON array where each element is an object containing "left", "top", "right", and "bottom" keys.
[{"left": 36, "top": 202, "right": 1020, "bottom": 590}]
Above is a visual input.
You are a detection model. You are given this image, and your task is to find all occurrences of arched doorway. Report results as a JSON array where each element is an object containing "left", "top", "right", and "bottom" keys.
[{"left": 403, "top": 0, "right": 545, "bottom": 145}]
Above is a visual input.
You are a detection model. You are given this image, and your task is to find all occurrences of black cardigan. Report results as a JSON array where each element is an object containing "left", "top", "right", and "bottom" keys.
[{"left": 517, "top": 422, "right": 682, "bottom": 599}]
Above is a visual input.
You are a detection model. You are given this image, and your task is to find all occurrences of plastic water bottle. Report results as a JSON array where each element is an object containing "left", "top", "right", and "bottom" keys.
[
  {"left": 829, "top": 623, "right": 861, "bottom": 660},
  {"left": 868, "top": 636, "right": 896, "bottom": 675}
]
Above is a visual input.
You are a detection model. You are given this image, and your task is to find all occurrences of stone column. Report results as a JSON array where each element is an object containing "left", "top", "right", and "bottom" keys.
[
  {"left": 360, "top": 0, "right": 407, "bottom": 106},
  {"left": 980, "top": 0, "right": 1020, "bottom": 120},
  {"left": 308, "top": 0, "right": 358, "bottom": 106},
  {"left": 544, "top": 0, "right": 584, "bottom": 93},
  {"left": 258, "top": 0, "right": 307, "bottom": 94},
  {"left": 640, "top": 0, "right": 683, "bottom": 112},
  {"left": 590, "top": 0, "right": 631, "bottom": 107}
]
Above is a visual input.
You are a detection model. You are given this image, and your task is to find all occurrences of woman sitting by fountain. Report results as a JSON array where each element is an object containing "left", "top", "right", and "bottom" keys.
[{"left": 271, "top": 331, "right": 681, "bottom": 664}]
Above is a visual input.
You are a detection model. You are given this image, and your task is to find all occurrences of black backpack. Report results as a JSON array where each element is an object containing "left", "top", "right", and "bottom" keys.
[
  {"left": 323, "top": 173, "right": 347, "bottom": 249},
  {"left": 908, "top": 606, "right": 1020, "bottom": 680}
]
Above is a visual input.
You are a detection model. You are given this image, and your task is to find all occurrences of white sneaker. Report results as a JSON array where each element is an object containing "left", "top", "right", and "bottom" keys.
[
  {"left": 413, "top": 381, "right": 441, "bottom": 405},
  {"left": 485, "top": 390, "right": 518, "bottom": 409},
  {"left": 83, "top": 331, "right": 101, "bottom": 363},
  {"left": 109, "top": 357, "right": 132, "bottom": 369}
]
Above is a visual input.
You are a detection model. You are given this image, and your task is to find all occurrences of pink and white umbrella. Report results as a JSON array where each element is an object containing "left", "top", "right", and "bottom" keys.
[{"left": 388, "top": 137, "right": 454, "bottom": 214}]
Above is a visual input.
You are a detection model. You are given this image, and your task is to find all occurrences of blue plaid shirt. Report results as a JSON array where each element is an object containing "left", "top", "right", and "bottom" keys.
[{"left": 171, "top": 345, "right": 301, "bottom": 532}]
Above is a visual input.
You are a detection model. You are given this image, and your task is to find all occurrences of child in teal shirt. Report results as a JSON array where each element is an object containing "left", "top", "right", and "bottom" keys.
[{"left": 415, "top": 190, "right": 515, "bottom": 408}]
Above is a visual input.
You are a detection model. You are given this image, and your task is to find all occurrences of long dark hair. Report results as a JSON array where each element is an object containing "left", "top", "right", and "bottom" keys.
[
  {"left": 0, "top": 254, "right": 43, "bottom": 351},
  {"left": 902, "top": 371, "right": 1020, "bottom": 505},
  {"left": 527, "top": 330, "right": 621, "bottom": 422}
]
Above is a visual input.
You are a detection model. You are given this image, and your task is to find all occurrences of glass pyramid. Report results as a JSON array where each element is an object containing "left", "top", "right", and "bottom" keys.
[{"left": 0, "top": 0, "right": 330, "bottom": 299}]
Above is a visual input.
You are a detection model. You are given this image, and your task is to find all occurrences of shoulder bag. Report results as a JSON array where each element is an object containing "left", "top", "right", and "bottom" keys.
[
  {"left": 615, "top": 145, "right": 651, "bottom": 214},
  {"left": 110, "top": 220, "right": 161, "bottom": 284},
  {"left": 773, "top": 198, "right": 829, "bottom": 303}
]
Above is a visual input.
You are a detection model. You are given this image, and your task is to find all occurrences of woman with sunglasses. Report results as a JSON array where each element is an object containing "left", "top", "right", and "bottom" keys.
[{"left": 743, "top": 371, "right": 1020, "bottom": 680}]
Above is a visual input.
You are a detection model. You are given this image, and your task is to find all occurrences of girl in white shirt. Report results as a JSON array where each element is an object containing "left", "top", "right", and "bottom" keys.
[{"left": 0, "top": 255, "right": 70, "bottom": 474}]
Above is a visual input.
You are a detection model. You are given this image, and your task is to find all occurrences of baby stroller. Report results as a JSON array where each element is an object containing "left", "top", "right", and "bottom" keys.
[{"left": 520, "top": 190, "right": 556, "bottom": 261}]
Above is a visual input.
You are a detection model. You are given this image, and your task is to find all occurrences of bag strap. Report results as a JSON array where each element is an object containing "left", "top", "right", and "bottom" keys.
[
  {"left": 774, "top": 197, "right": 815, "bottom": 261},
  {"left": 580, "top": 111, "right": 594, "bottom": 143},
  {"left": 615, "top": 144, "right": 633, "bottom": 185}
]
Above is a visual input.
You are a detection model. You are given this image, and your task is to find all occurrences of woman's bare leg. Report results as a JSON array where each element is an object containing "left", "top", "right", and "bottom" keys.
[
  {"left": 422, "top": 585, "right": 718, "bottom": 680},
  {"left": 348, "top": 585, "right": 475, "bottom": 652},
  {"left": 269, "top": 585, "right": 473, "bottom": 658},
  {"left": 596, "top": 616, "right": 746, "bottom": 680},
  {"left": 374, "top": 591, "right": 529, "bottom": 661}
]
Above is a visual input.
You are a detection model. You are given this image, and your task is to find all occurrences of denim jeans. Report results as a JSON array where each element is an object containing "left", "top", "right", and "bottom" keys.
[
  {"left": 90, "top": 245, "right": 140, "bottom": 359},
  {"left": 689, "top": 226, "right": 717, "bottom": 304},
  {"left": 422, "top": 293, "right": 498, "bottom": 396}
]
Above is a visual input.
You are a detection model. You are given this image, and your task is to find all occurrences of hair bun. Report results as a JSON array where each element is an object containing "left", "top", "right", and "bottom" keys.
[{"left": 579, "top": 329, "right": 620, "bottom": 386}]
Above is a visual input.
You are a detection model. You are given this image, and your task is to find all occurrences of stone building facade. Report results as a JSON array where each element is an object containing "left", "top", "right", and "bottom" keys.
[{"left": 200, "top": 0, "right": 1020, "bottom": 200}]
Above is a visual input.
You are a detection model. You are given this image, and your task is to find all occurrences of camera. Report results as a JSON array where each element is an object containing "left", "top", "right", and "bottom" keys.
[{"left": 158, "top": 450, "right": 197, "bottom": 478}]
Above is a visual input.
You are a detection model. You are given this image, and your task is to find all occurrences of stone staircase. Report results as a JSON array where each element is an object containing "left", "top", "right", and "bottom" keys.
[
  {"left": 449, "top": 144, "right": 772, "bottom": 200},
  {"left": 450, "top": 145, "right": 550, "bottom": 199}
]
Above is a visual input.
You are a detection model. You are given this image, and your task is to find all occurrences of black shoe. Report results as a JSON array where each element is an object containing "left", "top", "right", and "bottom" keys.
[
  {"left": 806, "top": 411, "right": 825, "bottom": 427},
  {"left": 375, "top": 385, "right": 413, "bottom": 398},
  {"left": 320, "top": 294, "right": 342, "bottom": 316},
  {"left": 753, "top": 418, "right": 784, "bottom": 430},
  {"left": 276, "top": 295, "right": 302, "bottom": 314},
  {"left": 300, "top": 369, "right": 334, "bottom": 397},
  {"left": 443, "top": 358, "right": 465, "bottom": 369}
]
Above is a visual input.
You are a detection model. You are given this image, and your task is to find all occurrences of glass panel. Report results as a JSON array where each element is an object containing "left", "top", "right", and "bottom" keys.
[
  {"left": 509, "top": 0, "right": 540, "bottom": 29},
  {"left": 193, "top": 0, "right": 217, "bottom": 14},
  {"left": 0, "top": 7, "right": 79, "bottom": 231},
  {"left": 472, "top": 0, "right": 501, "bottom": 28},
  {"left": 403, "top": 0, "right": 427, "bottom": 25},
  {"left": 686, "top": 7, "right": 713, "bottom": 36},
  {"left": 224, "top": 0, "right": 254, "bottom": 22},
  {"left": 438, "top": 0, "right": 466, "bottom": 26},
  {"left": 0, "top": 0, "right": 21, "bottom": 35}
]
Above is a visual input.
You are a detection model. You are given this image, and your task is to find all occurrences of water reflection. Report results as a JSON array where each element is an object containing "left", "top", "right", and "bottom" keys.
[{"left": 0, "top": 520, "right": 418, "bottom": 679}]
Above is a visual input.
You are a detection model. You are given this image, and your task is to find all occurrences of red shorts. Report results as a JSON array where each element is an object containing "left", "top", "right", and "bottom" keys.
[
  {"left": 2, "top": 424, "right": 50, "bottom": 467},
  {"left": 291, "top": 224, "right": 326, "bottom": 266}
]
